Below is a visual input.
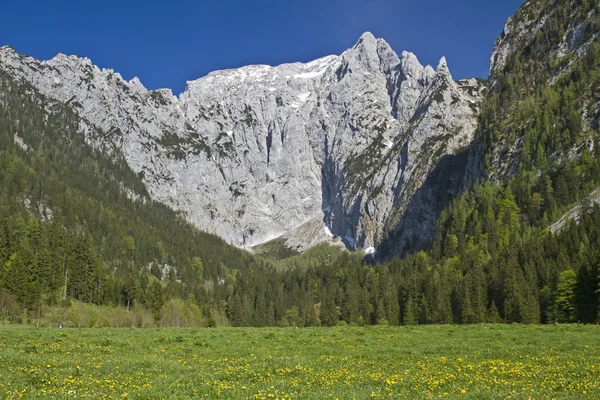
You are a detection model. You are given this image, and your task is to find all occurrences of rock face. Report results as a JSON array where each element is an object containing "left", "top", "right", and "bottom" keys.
[{"left": 0, "top": 32, "right": 484, "bottom": 254}]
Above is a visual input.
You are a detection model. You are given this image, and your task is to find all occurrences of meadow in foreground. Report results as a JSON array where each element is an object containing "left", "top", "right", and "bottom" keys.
[{"left": 0, "top": 324, "right": 598, "bottom": 399}]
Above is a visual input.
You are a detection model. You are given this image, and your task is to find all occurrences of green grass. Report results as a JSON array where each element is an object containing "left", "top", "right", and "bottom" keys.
[{"left": 0, "top": 325, "right": 598, "bottom": 399}]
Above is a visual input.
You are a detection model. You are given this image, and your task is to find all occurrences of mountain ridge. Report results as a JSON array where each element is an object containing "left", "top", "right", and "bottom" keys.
[{"left": 0, "top": 33, "right": 484, "bottom": 256}]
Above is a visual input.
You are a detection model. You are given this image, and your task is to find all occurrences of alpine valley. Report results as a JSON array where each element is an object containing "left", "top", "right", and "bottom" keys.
[{"left": 0, "top": 0, "right": 599, "bottom": 327}]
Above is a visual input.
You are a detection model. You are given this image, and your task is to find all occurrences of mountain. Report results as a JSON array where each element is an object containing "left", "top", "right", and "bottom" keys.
[
  {"left": 1, "top": 0, "right": 599, "bottom": 327},
  {"left": 0, "top": 66, "right": 259, "bottom": 325},
  {"left": 484, "top": 0, "right": 599, "bottom": 180},
  {"left": 0, "top": 33, "right": 484, "bottom": 256}
]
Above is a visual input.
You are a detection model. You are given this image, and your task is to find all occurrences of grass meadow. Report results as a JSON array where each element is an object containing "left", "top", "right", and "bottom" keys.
[{"left": 0, "top": 324, "right": 598, "bottom": 399}]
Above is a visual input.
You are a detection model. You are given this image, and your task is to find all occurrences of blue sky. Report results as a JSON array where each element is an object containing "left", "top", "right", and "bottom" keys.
[{"left": 1, "top": 0, "right": 523, "bottom": 95}]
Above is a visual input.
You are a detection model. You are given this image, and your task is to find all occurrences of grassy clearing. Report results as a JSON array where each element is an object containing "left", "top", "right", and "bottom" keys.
[{"left": 0, "top": 324, "right": 598, "bottom": 399}]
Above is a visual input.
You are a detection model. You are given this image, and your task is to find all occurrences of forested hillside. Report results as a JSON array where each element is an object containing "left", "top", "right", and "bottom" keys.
[
  {"left": 0, "top": 70, "right": 257, "bottom": 326},
  {"left": 1, "top": 0, "right": 599, "bottom": 327}
]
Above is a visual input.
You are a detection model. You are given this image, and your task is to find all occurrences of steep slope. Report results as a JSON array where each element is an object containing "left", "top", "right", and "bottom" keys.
[
  {"left": 0, "top": 68, "right": 255, "bottom": 319},
  {"left": 484, "top": 0, "right": 599, "bottom": 179},
  {"left": 0, "top": 33, "right": 484, "bottom": 255}
]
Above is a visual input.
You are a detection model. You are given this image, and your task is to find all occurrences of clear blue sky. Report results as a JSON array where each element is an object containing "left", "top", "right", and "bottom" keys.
[{"left": 1, "top": 0, "right": 523, "bottom": 95}]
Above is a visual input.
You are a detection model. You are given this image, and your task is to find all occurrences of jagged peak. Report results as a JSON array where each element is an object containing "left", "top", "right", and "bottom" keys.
[
  {"left": 424, "top": 65, "right": 435, "bottom": 75},
  {"left": 129, "top": 76, "right": 141, "bottom": 85},
  {"left": 436, "top": 56, "right": 448, "bottom": 72},
  {"left": 357, "top": 31, "right": 377, "bottom": 44},
  {"left": 50, "top": 52, "right": 83, "bottom": 64},
  {"left": 126, "top": 77, "right": 149, "bottom": 95},
  {"left": 0, "top": 46, "right": 27, "bottom": 61},
  {"left": 435, "top": 56, "right": 454, "bottom": 80},
  {"left": 0, "top": 46, "right": 17, "bottom": 60},
  {"left": 352, "top": 31, "right": 379, "bottom": 57},
  {"left": 0, "top": 47, "right": 43, "bottom": 70},
  {"left": 43, "top": 52, "right": 95, "bottom": 72},
  {"left": 399, "top": 51, "right": 424, "bottom": 77},
  {"left": 52, "top": 52, "right": 69, "bottom": 60},
  {"left": 347, "top": 31, "right": 399, "bottom": 74},
  {"left": 400, "top": 50, "right": 417, "bottom": 60}
]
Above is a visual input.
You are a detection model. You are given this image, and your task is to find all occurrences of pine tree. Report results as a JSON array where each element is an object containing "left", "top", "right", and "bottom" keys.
[{"left": 555, "top": 269, "right": 577, "bottom": 322}]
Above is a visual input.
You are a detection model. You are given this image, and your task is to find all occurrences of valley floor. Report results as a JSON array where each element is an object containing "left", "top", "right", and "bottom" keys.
[{"left": 0, "top": 325, "right": 598, "bottom": 399}]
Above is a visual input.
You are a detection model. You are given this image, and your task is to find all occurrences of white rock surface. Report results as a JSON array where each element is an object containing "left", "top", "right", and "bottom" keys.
[{"left": 0, "top": 33, "right": 484, "bottom": 253}]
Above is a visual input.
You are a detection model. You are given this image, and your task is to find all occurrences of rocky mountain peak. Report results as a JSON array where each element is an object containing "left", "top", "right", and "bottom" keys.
[
  {"left": 0, "top": 34, "right": 485, "bottom": 256},
  {"left": 399, "top": 51, "right": 423, "bottom": 78},
  {"left": 436, "top": 56, "right": 449, "bottom": 74},
  {"left": 345, "top": 31, "right": 394, "bottom": 74}
]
